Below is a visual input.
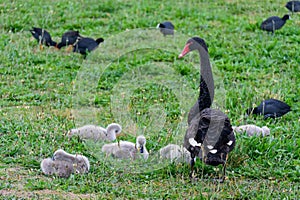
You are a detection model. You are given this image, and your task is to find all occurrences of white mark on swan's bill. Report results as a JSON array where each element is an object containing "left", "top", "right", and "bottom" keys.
[
  {"left": 207, "top": 145, "right": 213, "bottom": 149},
  {"left": 227, "top": 140, "right": 233, "bottom": 146}
]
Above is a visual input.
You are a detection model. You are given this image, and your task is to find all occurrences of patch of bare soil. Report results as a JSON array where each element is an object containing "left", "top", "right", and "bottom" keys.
[
  {"left": 0, "top": 189, "right": 97, "bottom": 199},
  {"left": 0, "top": 164, "right": 98, "bottom": 199}
]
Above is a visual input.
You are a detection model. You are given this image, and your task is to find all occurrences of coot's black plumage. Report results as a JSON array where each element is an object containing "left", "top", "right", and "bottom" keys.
[
  {"left": 180, "top": 37, "right": 235, "bottom": 183},
  {"left": 260, "top": 15, "right": 290, "bottom": 34},
  {"left": 157, "top": 21, "right": 174, "bottom": 36},
  {"left": 285, "top": 1, "right": 300, "bottom": 13},
  {"left": 73, "top": 37, "right": 104, "bottom": 57},
  {"left": 246, "top": 98, "right": 291, "bottom": 119},
  {"left": 30, "top": 27, "right": 57, "bottom": 48},
  {"left": 57, "top": 30, "right": 82, "bottom": 49}
]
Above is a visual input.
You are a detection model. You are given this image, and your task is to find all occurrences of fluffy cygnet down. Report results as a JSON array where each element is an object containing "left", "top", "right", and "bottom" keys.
[
  {"left": 41, "top": 158, "right": 74, "bottom": 178},
  {"left": 102, "top": 135, "right": 149, "bottom": 160},
  {"left": 68, "top": 123, "right": 122, "bottom": 142},
  {"left": 233, "top": 124, "right": 270, "bottom": 137},
  {"left": 159, "top": 144, "right": 191, "bottom": 164},
  {"left": 52, "top": 149, "right": 90, "bottom": 173}
]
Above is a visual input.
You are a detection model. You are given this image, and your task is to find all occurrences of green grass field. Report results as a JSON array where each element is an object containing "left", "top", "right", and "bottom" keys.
[{"left": 0, "top": 0, "right": 299, "bottom": 199}]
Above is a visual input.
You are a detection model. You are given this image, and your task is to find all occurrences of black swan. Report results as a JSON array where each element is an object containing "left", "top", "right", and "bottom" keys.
[
  {"left": 29, "top": 27, "right": 57, "bottom": 49},
  {"left": 68, "top": 123, "right": 122, "bottom": 142},
  {"left": 285, "top": 1, "right": 300, "bottom": 14},
  {"left": 260, "top": 15, "right": 290, "bottom": 34},
  {"left": 180, "top": 37, "right": 235, "bottom": 182},
  {"left": 157, "top": 21, "right": 175, "bottom": 36},
  {"left": 73, "top": 37, "right": 104, "bottom": 57},
  {"left": 57, "top": 30, "right": 82, "bottom": 49},
  {"left": 246, "top": 98, "right": 291, "bottom": 119}
]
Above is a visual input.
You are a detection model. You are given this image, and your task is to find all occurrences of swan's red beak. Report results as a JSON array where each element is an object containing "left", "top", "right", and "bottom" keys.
[{"left": 178, "top": 42, "right": 191, "bottom": 58}]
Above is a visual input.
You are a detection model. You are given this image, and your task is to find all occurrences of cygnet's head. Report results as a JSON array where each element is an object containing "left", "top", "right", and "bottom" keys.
[
  {"left": 136, "top": 135, "right": 146, "bottom": 153},
  {"left": 106, "top": 123, "right": 122, "bottom": 141},
  {"left": 261, "top": 126, "right": 270, "bottom": 136},
  {"left": 52, "top": 149, "right": 73, "bottom": 161},
  {"left": 67, "top": 128, "right": 77, "bottom": 137},
  {"left": 74, "top": 154, "right": 90, "bottom": 173}
]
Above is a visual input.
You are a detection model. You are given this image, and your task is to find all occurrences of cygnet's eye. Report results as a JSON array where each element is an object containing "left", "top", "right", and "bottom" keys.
[{"left": 115, "top": 130, "right": 118, "bottom": 133}]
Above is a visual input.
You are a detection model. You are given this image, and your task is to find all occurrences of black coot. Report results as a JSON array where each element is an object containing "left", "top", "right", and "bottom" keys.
[
  {"left": 157, "top": 21, "right": 174, "bottom": 36},
  {"left": 260, "top": 15, "right": 290, "bottom": 34},
  {"left": 57, "top": 30, "right": 82, "bottom": 49},
  {"left": 285, "top": 1, "right": 300, "bottom": 13},
  {"left": 73, "top": 37, "right": 104, "bottom": 57},
  {"left": 246, "top": 98, "right": 291, "bottom": 119},
  {"left": 30, "top": 27, "right": 57, "bottom": 49}
]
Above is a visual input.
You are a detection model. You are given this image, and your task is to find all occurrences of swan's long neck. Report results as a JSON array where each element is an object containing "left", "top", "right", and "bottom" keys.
[{"left": 198, "top": 48, "right": 214, "bottom": 111}]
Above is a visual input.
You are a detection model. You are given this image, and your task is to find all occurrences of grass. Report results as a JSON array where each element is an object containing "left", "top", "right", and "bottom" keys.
[{"left": 0, "top": 0, "right": 299, "bottom": 199}]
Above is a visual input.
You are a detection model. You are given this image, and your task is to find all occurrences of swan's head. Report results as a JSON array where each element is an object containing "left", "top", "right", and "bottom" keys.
[
  {"left": 75, "top": 155, "right": 90, "bottom": 172},
  {"left": 261, "top": 126, "right": 270, "bottom": 136},
  {"left": 106, "top": 123, "right": 122, "bottom": 141},
  {"left": 179, "top": 37, "right": 208, "bottom": 58},
  {"left": 67, "top": 128, "right": 78, "bottom": 137},
  {"left": 231, "top": 126, "right": 237, "bottom": 131},
  {"left": 136, "top": 135, "right": 146, "bottom": 153},
  {"left": 52, "top": 149, "right": 65, "bottom": 160}
]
